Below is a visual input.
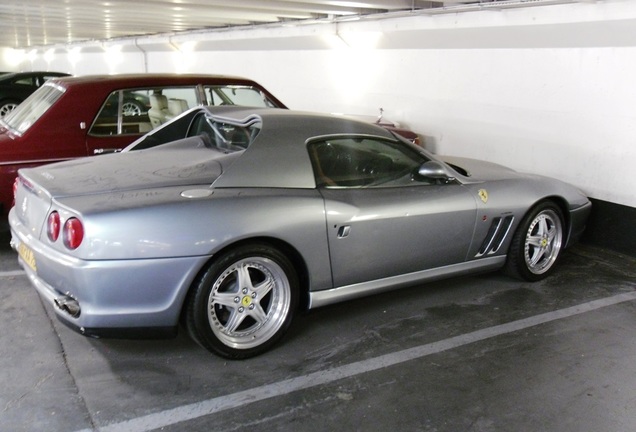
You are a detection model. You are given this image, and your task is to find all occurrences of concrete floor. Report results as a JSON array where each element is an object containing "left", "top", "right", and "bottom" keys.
[{"left": 1, "top": 230, "right": 635, "bottom": 432}]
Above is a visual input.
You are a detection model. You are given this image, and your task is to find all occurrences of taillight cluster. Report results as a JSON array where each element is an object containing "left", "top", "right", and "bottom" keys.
[
  {"left": 47, "top": 211, "right": 61, "bottom": 241},
  {"left": 12, "top": 177, "right": 18, "bottom": 202},
  {"left": 47, "top": 211, "right": 84, "bottom": 250},
  {"left": 12, "top": 177, "right": 20, "bottom": 208},
  {"left": 13, "top": 176, "right": 34, "bottom": 209}
]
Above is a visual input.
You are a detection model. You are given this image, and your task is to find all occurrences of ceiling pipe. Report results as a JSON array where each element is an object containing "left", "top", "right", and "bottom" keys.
[
  {"left": 28, "top": 0, "right": 580, "bottom": 51},
  {"left": 134, "top": 38, "right": 148, "bottom": 73}
]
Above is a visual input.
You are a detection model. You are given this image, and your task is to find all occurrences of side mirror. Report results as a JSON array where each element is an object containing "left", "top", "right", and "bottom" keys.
[{"left": 417, "top": 161, "right": 456, "bottom": 182}]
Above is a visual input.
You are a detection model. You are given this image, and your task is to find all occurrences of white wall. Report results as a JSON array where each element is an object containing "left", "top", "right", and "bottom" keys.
[{"left": 3, "top": 0, "right": 635, "bottom": 207}]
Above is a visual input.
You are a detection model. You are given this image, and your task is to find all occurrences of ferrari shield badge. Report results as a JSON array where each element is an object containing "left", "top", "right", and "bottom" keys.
[{"left": 478, "top": 189, "right": 488, "bottom": 204}]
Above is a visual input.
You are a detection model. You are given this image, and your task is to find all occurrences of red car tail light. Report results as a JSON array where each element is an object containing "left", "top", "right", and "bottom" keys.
[
  {"left": 12, "top": 176, "right": 35, "bottom": 209},
  {"left": 63, "top": 218, "right": 84, "bottom": 250},
  {"left": 47, "top": 211, "right": 61, "bottom": 242},
  {"left": 12, "top": 177, "right": 18, "bottom": 205}
]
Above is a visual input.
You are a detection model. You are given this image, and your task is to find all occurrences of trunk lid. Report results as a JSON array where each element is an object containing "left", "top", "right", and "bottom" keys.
[{"left": 20, "top": 136, "right": 237, "bottom": 199}]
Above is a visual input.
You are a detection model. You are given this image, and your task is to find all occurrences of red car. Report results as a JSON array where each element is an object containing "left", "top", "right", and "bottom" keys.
[{"left": 0, "top": 74, "right": 286, "bottom": 219}]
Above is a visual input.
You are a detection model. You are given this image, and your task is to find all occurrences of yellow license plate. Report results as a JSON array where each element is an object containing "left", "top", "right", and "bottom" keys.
[{"left": 18, "top": 242, "right": 37, "bottom": 272}]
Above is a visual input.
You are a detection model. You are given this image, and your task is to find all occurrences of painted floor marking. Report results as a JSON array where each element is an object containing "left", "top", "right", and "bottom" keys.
[
  {"left": 0, "top": 269, "right": 25, "bottom": 277},
  {"left": 72, "top": 290, "right": 636, "bottom": 432}
]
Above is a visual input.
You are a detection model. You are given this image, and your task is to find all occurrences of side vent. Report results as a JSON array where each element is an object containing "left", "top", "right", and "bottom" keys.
[{"left": 475, "top": 215, "right": 515, "bottom": 257}]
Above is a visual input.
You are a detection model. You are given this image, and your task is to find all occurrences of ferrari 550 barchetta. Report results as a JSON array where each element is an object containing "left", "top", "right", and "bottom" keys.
[{"left": 10, "top": 106, "right": 591, "bottom": 359}]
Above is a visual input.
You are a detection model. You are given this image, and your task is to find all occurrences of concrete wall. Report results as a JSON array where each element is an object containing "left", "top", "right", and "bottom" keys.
[{"left": 3, "top": 0, "right": 635, "bottom": 209}]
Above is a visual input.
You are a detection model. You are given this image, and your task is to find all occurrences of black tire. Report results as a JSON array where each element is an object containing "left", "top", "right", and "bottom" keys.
[
  {"left": 505, "top": 201, "right": 565, "bottom": 281},
  {"left": 0, "top": 99, "right": 20, "bottom": 117},
  {"left": 185, "top": 243, "right": 298, "bottom": 359}
]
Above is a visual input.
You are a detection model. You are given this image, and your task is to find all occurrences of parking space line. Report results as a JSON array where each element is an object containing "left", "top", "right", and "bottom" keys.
[
  {"left": 0, "top": 270, "right": 25, "bottom": 277},
  {"left": 74, "top": 290, "right": 636, "bottom": 432}
]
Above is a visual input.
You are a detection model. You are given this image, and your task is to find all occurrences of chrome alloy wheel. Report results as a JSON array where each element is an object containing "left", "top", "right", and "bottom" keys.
[
  {"left": 207, "top": 257, "right": 292, "bottom": 350},
  {"left": 523, "top": 208, "right": 563, "bottom": 275}
]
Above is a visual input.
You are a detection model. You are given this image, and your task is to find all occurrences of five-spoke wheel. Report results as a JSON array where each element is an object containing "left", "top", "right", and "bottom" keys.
[
  {"left": 185, "top": 243, "right": 298, "bottom": 359},
  {"left": 506, "top": 201, "right": 564, "bottom": 281}
]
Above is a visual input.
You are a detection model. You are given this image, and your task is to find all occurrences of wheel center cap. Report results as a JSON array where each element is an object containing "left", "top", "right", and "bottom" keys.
[
  {"left": 241, "top": 296, "right": 252, "bottom": 307},
  {"left": 541, "top": 238, "right": 549, "bottom": 248}
]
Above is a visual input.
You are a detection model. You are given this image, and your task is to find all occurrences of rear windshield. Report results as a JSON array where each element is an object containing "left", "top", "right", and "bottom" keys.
[{"left": 1, "top": 84, "right": 64, "bottom": 134}]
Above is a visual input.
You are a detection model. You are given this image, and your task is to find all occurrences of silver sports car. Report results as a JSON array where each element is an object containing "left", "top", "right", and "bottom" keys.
[{"left": 9, "top": 106, "right": 591, "bottom": 359}]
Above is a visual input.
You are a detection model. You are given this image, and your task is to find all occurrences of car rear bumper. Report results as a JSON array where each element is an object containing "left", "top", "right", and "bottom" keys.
[{"left": 9, "top": 208, "right": 210, "bottom": 336}]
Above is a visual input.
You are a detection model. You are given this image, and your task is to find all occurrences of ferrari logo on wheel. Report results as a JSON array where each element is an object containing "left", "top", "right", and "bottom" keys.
[{"left": 478, "top": 189, "right": 489, "bottom": 204}]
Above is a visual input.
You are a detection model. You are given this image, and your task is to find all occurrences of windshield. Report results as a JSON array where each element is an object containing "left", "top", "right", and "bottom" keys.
[
  {"left": 187, "top": 112, "right": 262, "bottom": 151},
  {"left": 1, "top": 83, "right": 64, "bottom": 134}
]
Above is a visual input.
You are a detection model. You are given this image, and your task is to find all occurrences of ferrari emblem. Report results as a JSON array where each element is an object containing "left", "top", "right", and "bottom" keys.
[{"left": 478, "top": 189, "right": 488, "bottom": 203}]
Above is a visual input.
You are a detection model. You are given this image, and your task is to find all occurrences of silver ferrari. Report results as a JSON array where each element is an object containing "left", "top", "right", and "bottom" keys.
[{"left": 9, "top": 106, "right": 591, "bottom": 359}]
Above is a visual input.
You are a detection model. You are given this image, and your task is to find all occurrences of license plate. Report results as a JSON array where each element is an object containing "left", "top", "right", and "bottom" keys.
[{"left": 18, "top": 242, "right": 37, "bottom": 272}]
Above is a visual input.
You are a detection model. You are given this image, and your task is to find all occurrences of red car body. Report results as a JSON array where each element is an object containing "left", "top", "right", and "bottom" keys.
[{"left": 0, "top": 74, "right": 287, "bottom": 218}]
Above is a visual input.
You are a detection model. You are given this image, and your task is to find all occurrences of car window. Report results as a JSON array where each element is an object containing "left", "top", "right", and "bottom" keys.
[
  {"left": 13, "top": 77, "right": 36, "bottom": 86},
  {"left": 204, "top": 85, "right": 277, "bottom": 107},
  {"left": 1, "top": 84, "right": 64, "bottom": 133},
  {"left": 40, "top": 75, "right": 62, "bottom": 84},
  {"left": 186, "top": 112, "right": 261, "bottom": 151},
  {"left": 308, "top": 137, "right": 431, "bottom": 188},
  {"left": 89, "top": 86, "right": 199, "bottom": 136}
]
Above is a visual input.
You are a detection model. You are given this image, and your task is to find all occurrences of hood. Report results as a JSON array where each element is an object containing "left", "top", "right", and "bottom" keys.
[{"left": 22, "top": 136, "right": 238, "bottom": 198}]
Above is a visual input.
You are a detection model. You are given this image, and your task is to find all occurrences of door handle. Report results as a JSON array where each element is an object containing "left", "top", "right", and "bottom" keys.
[{"left": 337, "top": 225, "right": 351, "bottom": 239}]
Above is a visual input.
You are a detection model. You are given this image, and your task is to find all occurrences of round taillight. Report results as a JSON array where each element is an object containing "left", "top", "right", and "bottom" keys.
[
  {"left": 63, "top": 218, "right": 84, "bottom": 250},
  {"left": 12, "top": 177, "right": 19, "bottom": 208},
  {"left": 47, "top": 211, "right": 61, "bottom": 242}
]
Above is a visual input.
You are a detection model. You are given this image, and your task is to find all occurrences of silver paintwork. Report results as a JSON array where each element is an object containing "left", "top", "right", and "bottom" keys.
[
  {"left": 9, "top": 106, "right": 591, "bottom": 336},
  {"left": 309, "top": 255, "right": 506, "bottom": 309}
]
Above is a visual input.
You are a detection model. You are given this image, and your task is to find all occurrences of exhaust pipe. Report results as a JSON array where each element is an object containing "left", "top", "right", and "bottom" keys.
[{"left": 54, "top": 295, "right": 81, "bottom": 318}]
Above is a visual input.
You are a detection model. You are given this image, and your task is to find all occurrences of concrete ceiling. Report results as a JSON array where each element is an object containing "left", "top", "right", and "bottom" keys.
[{"left": 0, "top": 0, "right": 520, "bottom": 49}]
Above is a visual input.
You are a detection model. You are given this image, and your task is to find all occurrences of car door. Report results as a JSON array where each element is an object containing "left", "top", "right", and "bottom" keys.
[{"left": 309, "top": 136, "right": 477, "bottom": 288}]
